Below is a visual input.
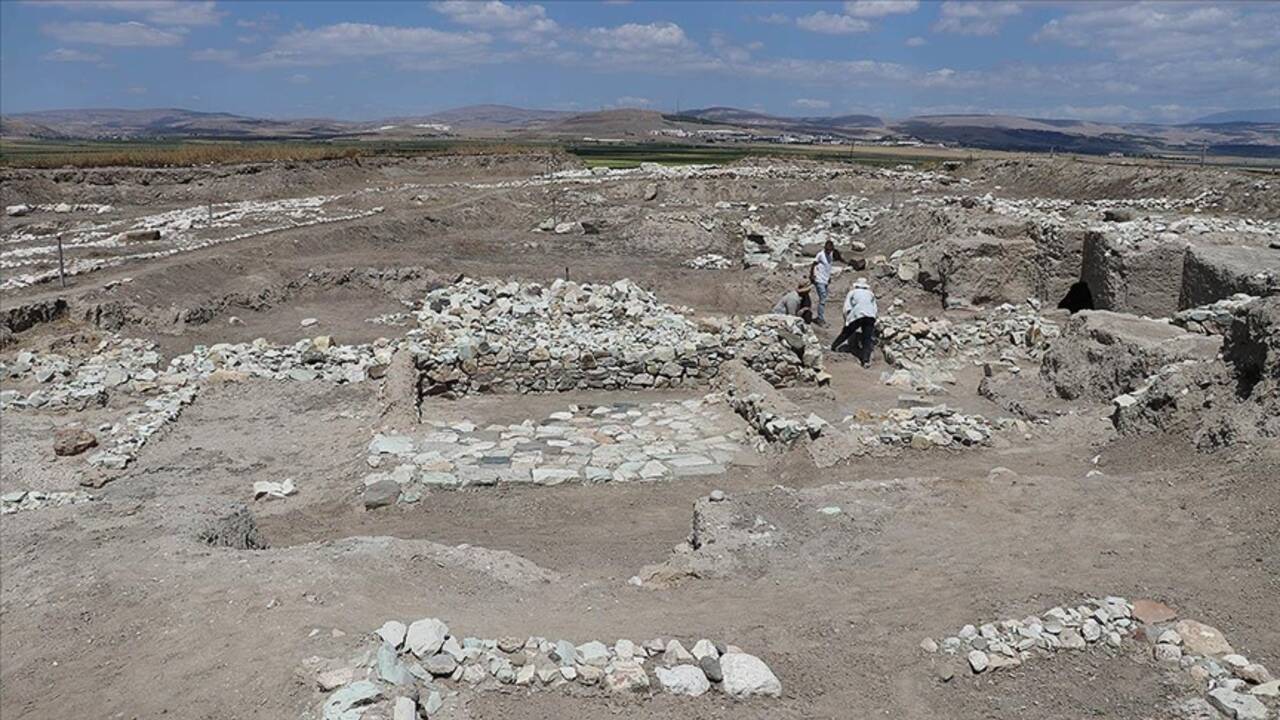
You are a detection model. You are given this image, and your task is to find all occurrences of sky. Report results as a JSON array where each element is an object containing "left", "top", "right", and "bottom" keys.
[{"left": 1, "top": 0, "right": 1277, "bottom": 123}]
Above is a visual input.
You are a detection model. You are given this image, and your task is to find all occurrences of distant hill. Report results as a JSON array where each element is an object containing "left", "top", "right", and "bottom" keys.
[
  {"left": 1, "top": 108, "right": 359, "bottom": 140},
  {"left": 1192, "top": 109, "right": 1280, "bottom": 124},
  {"left": 680, "top": 107, "right": 884, "bottom": 133},
  {"left": 2, "top": 105, "right": 1277, "bottom": 158},
  {"left": 417, "top": 104, "right": 574, "bottom": 129}
]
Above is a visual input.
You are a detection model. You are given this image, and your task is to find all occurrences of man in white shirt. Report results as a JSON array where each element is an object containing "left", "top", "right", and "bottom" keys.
[
  {"left": 831, "top": 278, "right": 878, "bottom": 367},
  {"left": 808, "top": 240, "right": 843, "bottom": 326}
]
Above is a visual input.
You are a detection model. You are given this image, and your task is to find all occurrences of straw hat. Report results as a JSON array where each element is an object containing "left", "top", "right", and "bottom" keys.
[{"left": 852, "top": 277, "right": 870, "bottom": 289}]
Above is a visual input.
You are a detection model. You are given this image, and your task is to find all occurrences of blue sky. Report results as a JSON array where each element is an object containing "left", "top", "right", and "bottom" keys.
[{"left": 2, "top": 1, "right": 1277, "bottom": 123}]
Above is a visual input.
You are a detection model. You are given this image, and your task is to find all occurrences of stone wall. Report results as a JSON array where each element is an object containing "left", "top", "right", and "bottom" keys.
[{"left": 407, "top": 279, "right": 824, "bottom": 398}]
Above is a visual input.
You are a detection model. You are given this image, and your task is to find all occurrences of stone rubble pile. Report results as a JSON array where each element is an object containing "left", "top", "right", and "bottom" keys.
[
  {"left": 362, "top": 398, "right": 745, "bottom": 506},
  {"left": 924, "top": 596, "right": 1137, "bottom": 674},
  {"left": 725, "top": 391, "right": 827, "bottom": 446},
  {"left": 684, "top": 253, "right": 732, "bottom": 270},
  {"left": 878, "top": 301, "right": 1059, "bottom": 368},
  {"left": 1, "top": 489, "right": 93, "bottom": 515},
  {"left": 741, "top": 196, "right": 881, "bottom": 270},
  {"left": 187, "top": 337, "right": 392, "bottom": 384},
  {"left": 844, "top": 404, "right": 1014, "bottom": 450},
  {"left": 316, "top": 617, "right": 781, "bottom": 718},
  {"left": 1, "top": 338, "right": 162, "bottom": 410},
  {"left": 407, "top": 278, "right": 823, "bottom": 397},
  {"left": 1173, "top": 294, "right": 1258, "bottom": 336}
]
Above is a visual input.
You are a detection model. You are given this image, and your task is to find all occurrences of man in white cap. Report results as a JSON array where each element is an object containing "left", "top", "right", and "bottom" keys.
[{"left": 831, "top": 277, "right": 878, "bottom": 367}]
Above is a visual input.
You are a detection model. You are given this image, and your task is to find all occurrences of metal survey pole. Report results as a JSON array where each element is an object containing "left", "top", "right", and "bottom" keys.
[{"left": 57, "top": 233, "right": 67, "bottom": 288}]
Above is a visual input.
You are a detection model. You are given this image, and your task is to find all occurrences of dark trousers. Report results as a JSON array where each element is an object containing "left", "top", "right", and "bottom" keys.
[{"left": 832, "top": 317, "right": 876, "bottom": 364}]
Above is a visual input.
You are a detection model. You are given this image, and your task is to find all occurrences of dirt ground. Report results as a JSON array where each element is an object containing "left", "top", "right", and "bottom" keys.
[{"left": 1, "top": 153, "right": 1277, "bottom": 720}]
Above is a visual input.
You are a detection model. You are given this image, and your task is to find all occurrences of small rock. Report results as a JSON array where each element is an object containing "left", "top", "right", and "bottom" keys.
[
  {"left": 53, "top": 427, "right": 97, "bottom": 457},
  {"left": 709, "top": 489, "right": 726, "bottom": 502},
  {"left": 378, "top": 621, "right": 407, "bottom": 649},
  {"left": 655, "top": 664, "right": 710, "bottom": 696},
  {"left": 322, "top": 680, "right": 380, "bottom": 720},
  {"left": 699, "top": 655, "right": 723, "bottom": 683},
  {"left": 316, "top": 667, "right": 355, "bottom": 691},
  {"left": 425, "top": 653, "right": 457, "bottom": 677},
  {"left": 691, "top": 639, "right": 718, "bottom": 661},
  {"left": 1252, "top": 679, "right": 1280, "bottom": 697},
  {"left": 405, "top": 618, "right": 449, "bottom": 658},
  {"left": 604, "top": 660, "right": 650, "bottom": 694},
  {"left": 1175, "top": 620, "right": 1234, "bottom": 657},
  {"left": 1154, "top": 644, "right": 1183, "bottom": 662},
  {"left": 920, "top": 638, "right": 939, "bottom": 653},
  {"left": 1207, "top": 687, "right": 1269, "bottom": 720},
  {"left": 364, "top": 479, "right": 401, "bottom": 509},
  {"left": 300, "top": 318, "right": 319, "bottom": 327},
  {"left": 393, "top": 697, "right": 415, "bottom": 720},
  {"left": 720, "top": 653, "right": 781, "bottom": 698},
  {"left": 1132, "top": 599, "right": 1178, "bottom": 624},
  {"left": 968, "top": 650, "right": 989, "bottom": 673}
]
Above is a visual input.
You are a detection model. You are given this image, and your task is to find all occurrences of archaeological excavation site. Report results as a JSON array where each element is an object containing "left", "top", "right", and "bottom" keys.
[{"left": 1, "top": 151, "right": 1278, "bottom": 720}]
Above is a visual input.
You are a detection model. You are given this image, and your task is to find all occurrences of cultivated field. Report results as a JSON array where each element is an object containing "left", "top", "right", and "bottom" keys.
[{"left": 1, "top": 150, "right": 1277, "bottom": 720}]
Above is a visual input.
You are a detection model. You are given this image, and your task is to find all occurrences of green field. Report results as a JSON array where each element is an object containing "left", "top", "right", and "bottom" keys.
[{"left": 566, "top": 142, "right": 955, "bottom": 169}]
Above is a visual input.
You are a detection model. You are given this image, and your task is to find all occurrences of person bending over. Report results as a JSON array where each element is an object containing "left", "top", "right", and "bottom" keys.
[
  {"left": 772, "top": 280, "right": 814, "bottom": 324},
  {"left": 831, "top": 278, "right": 878, "bottom": 367}
]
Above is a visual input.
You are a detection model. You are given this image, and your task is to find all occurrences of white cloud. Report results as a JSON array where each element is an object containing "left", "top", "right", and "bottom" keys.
[
  {"left": 793, "top": 98, "right": 832, "bottom": 110},
  {"left": 932, "top": 1, "right": 1021, "bottom": 36},
  {"left": 41, "top": 20, "right": 185, "bottom": 47},
  {"left": 432, "top": 0, "right": 557, "bottom": 43},
  {"left": 581, "top": 22, "right": 692, "bottom": 52},
  {"left": 615, "top": 96, "right": 651, "bottom": 107},
  {"left": 42, "top": 47, "right": 103, "bottom": 62},
  {"left": 126, "top": 85, "right": 147, "bottom": 95},
  {"left": 905, "top": 36, "right": 927, "bottom": 47},
  {"left": 796, "top": 11, "right": 871, "bottom": 34},
  {"left": 254, "top": 23, "right": 492, "bottom": 68},
  {"left": 37, "top": 1, "right": 221, "bottom": 27},
  {"left": 1034, "top": 2, "right": 1279, "bottom": 62},
  {"left": 844, "top": 0, "right": 919, "bottom": 18}
]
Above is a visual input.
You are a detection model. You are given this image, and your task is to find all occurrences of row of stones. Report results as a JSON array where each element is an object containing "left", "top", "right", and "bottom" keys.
[
  {"left": 0, "top": 489, "right": 92, "bottom": 515},
  {"left": 362, "top": 399, "right": 746, "bottom": 506},
  {"left": 0, "top": 333, "right": 386, "bottom": 475},
  {"left": 319, "top": 617, "right": 781, "bottom": 719},
  {"left": 844, "top": 403, "right": 1014, "bottom": 451},
  {"left": 405, "top": 278, "right": 823, "bottom": 397},
  {"left": 924, "top": 596, "right": 1277, "bottom": 720},
  {"left": 922, "top": 596, "right": 1137, "bottom": 674},
  {"left": 1, "top": 205, "right": 383, "bottom": 291}
]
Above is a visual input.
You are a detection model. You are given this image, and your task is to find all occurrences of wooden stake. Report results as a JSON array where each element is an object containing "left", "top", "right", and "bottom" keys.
[{"left": 57, "top": 234, "right": 67, "bottom": 288}]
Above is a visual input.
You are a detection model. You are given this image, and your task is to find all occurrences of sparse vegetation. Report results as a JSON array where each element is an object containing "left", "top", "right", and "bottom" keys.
[{"left": 0, "top": 139, "right": 559, "bottom": 169}]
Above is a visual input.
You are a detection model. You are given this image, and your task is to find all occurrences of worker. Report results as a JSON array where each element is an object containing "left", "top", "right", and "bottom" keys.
[
  {"left": 808, "top": 240, "right": 843, "bottom": 326},
  {"left": 831, "top": 278, "right": 878, "bottom": 367},
  {"left": 772, "top": 281, "right": 814, "bottom": 323}
]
